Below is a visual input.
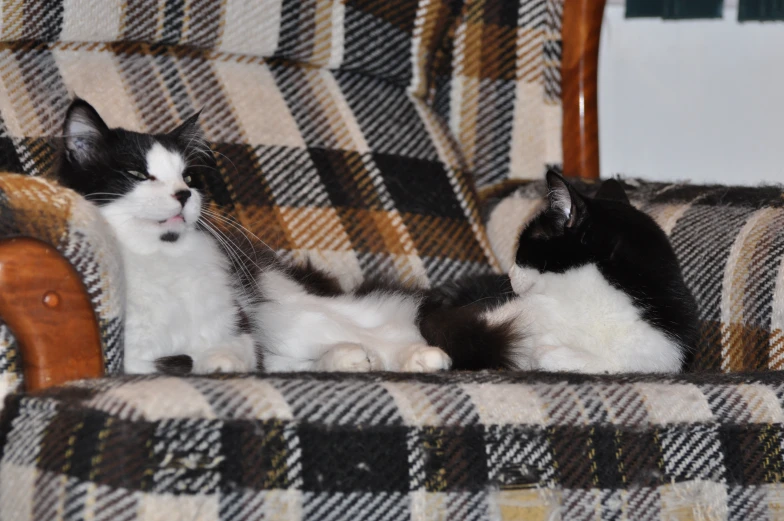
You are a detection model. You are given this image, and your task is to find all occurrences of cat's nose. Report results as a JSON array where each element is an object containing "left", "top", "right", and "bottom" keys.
[{"left": 173, "top": 190, "right": 191, "bottom": 206}]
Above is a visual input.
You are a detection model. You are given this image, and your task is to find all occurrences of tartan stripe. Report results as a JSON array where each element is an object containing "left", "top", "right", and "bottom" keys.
[
  {"left": 5, "top": 372, "right": 784, "bottom": 519},
  {"left": 431, "top": 0, "right": 563, "bottom": 189}
]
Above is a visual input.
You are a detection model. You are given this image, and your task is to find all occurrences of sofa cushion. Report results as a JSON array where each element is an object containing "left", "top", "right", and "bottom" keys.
[
  {"left": 2, "top": 371, "right": 783, "bottom": 520},
  {"left": 486, "top": 178, "right": 784, "bottom": 372}
]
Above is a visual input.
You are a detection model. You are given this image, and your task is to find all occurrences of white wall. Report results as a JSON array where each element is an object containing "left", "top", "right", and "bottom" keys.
[{"left": 599, "top": 2, "right": 784, "bottom": 185}]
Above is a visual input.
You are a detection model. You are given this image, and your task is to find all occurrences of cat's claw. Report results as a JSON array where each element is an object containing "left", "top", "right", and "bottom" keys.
[
  {"left": 401, "top": 345, "right": 452, "bottom": 372},
  {"left": 318, "top": 343, "right": 382, "bottom": 372},
  {"left": 196, "top": 351, "right": 254, "bottom": 373}
]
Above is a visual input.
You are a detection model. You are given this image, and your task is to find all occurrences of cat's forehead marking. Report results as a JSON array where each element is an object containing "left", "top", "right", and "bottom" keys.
[{"left": 145, "top": 142, "right": 185, "bottom": 182}]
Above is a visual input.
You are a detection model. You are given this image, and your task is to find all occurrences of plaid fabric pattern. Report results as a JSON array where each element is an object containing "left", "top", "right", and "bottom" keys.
[
  {"left": 0, "top": 1, "right": 501, "bottom": 290},
  {"left": 0, "top": 318, "right": 21, "bottom": 410},
  {"left": 0, "top": 174, "right": 124, "bottom": 408},
  {"left": 3, "top": 370, "right": 784, "bottom": 520},
  {"left": 427, "top": 0, "right": 564, "bottom": 191},
  {"left": 486, "top": 178, "right": 784, "bottom": 373}
]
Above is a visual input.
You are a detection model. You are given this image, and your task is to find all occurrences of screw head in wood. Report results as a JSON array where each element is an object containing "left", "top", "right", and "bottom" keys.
[{"left": 43, "top": 291, "right": 60, "bottom": 308}]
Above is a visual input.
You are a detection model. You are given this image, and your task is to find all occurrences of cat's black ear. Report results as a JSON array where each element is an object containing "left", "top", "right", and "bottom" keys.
[
  {"left": 595, "top": 179, "right": 630, "bottom": 204},
  {"left": 63, "top": 98, "right": 109, "bottom": 166},
  {"left": 545, "top": 170, "right": 587, "bottom": 230},
  {"left": 169, "top": 110, "right": 204, "bottom": 148}
]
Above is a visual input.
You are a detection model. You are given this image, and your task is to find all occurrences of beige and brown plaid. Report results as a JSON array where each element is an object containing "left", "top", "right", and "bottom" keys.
[
  {"left": 0, "top": 174, "right": 124, "bottom": 405},
  {"left": 427, "top": 0, "right": 564, "bottom": 191}
]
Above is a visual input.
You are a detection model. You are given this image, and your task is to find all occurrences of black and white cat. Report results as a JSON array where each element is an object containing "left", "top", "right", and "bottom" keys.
[
  {"left": 422, "top": 171, "right": 699, "bottom": 373},
  {"left": 57, "top": 99, "right": 259, "bottom": 374},
  {"left": 56, "top": 99, "right": 451, "bottom": 374}
]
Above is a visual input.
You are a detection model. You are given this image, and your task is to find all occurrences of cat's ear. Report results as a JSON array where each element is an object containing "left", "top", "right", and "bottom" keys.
[
  {"left": 63, "top": 98, "right": 109, "bottom": 166},
  {"left": 595, "top": 179, "right": 630, "bottom": 204},
  {"left": 169, "top": 110, "right": 204, "bottom": 148},
  {"left": 545, "top": 170, "right": 587, "bottom": 230}
]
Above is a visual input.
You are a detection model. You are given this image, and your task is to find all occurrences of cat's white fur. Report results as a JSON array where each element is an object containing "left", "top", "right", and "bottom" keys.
[
  {"left": 98, "top": 143, "right": 257, "bottom": 373},
  {"left": 484, "top": 263, "right": 683, "bottom": 373},
  {"left": 251, "top": 270, "right": 451, "bottom": 372},
  {"left": 93, "top": 140, "right": 448, "bottom": 374}
]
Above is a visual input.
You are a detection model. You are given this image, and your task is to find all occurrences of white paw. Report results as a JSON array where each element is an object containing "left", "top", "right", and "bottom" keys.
[
  {"left": 195, "top": 351, "right": 254, "bottom": 374},
  {"left": 401, "top": 345, "right": 452, "bottom": 372},
  {"left": 318, "top": 343, "right": 381, "bottom": 372}
]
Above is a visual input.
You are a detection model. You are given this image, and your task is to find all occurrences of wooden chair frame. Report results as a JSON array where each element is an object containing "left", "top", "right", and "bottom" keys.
[
  {"left": 1, "top": 0, "right": 607, "bottom": 391},
  {"left": 563, "top": 0, "right": 606, "bottom": 180}
]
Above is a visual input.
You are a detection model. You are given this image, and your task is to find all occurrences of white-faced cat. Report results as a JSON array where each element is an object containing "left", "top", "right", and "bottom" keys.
[
  {"left": 421, "top": 171, "right": 699, "bottom": 373},
  {"left": 55, "top": 98, "right": 452, "bottom": 374},
  {"left": 57, "top": 99, "right": 258, "bottom": 374}
]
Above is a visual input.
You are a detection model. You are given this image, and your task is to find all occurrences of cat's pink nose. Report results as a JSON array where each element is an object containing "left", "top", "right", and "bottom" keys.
[{"left": 173, "top": 190, "right": 191, "bottom": 206}]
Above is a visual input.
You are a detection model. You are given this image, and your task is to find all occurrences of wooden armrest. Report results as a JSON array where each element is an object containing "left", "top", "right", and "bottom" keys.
[
  {"left": 0, "top": 238, "right": 104, "bottom": 391},
  {"left": 562, "top": 0, "right": 607, "bottom": 180}
]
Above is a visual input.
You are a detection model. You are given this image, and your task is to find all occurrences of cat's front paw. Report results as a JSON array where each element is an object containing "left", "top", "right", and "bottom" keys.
[
  {"left": 316, "top": 343, "right": 383, "bottom": 372},
  {"left": 195, "top": 351, "right": 255, "bottom": 374},
  {"left": 401, "top": 344, "right": 452, "bottom": 372},
  {"left": 318, "top": 343, "right": 382, "bottom": 372}
]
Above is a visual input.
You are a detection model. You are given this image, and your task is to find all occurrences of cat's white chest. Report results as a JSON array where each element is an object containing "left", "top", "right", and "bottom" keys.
[
  {"left": 490, "top": 263, "right": 682, "bottom": 373},
  {"left": 119, "top": 232, "right": 242, "bottom": 370}
]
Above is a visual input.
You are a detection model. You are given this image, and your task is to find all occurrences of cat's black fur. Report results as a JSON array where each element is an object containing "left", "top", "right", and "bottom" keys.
[
  {"left": 517, "top": 171, "right": 699, "bottom": 361},
  {"left": 418, "top": 171, "right": 699, "bottom": 372},
  {"left": 54, "top": 99, "right": 209, "bottom": 205},
  {"left": 417, "top": 275, "right": 521, "bottom": 370}
]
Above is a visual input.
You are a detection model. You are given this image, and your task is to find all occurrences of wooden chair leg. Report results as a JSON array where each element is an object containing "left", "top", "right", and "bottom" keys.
[
  {"left": 562, "top": 0, "right": 607, "bottom": 180},
  {"left": 0, "top": 238, "right": 105, "bottom": 391}
]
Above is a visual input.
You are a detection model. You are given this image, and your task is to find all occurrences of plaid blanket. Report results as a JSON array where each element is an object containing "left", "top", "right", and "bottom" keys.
[{"left": 2, "top": 371, "right": 783, "bottom": 520}]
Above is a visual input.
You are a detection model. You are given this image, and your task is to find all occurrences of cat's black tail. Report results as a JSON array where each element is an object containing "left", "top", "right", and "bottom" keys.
[
  {"left": 419, "top": 306, "right": 521, "bottom": 370},
  {"left": 418, "top": 274, "right": 524, "bottom": 371}
]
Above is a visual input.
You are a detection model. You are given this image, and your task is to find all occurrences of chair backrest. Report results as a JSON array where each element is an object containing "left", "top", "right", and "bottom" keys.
[{"left": 0, "top": 1, "right": 516, "bottom": 288}]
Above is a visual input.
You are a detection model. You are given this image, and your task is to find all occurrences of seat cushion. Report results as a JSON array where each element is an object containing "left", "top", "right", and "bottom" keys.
[
  {"left": 486, "top": 178, "right": 784, "bottom": 372},
  {"left": 2, "top": 371, "right": 784, "bottom": 520}
]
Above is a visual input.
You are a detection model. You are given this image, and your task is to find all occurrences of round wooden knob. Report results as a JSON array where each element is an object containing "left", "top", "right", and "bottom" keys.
[{"left": 43, "top": 291, "right": 60, "bottom": 308}]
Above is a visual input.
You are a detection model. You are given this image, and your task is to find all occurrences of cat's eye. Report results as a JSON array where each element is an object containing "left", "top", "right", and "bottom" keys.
[
  {"left": 127, "top": 170, "right": 149, "bottom": 180},
  {"left": 183, "top": 175, "right": 192, "bottom": 184}
]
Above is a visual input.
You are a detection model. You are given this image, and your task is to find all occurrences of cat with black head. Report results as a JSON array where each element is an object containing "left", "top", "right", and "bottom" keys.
[
  {"left": 423, "top": 171, "right": 698, "bottom": 373},
  {"left": 56, "top": 98, "right": 258, "bottom": 374}
]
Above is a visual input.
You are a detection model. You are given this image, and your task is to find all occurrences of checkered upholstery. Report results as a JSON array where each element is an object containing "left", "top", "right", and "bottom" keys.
[
  {"left": 427, "top": 0, "right": 564, "bottom": 190},
  {"left": 4, "top": 371, "right": 784, "bottom": 520},
  {"left": 3, "top": 1, "right": 784, "bottom": 520},
  {"left": 0, "top": 175, "right": 124, "bottom": 402},
  {"left": 486, "top": 178, "right": 784, "bottom": 374}
]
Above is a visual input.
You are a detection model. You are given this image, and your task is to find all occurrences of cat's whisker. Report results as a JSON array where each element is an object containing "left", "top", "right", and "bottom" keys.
[
  {"left": 210, "top": 149, "right": 239, "bottom": 176},
  {"left": 200, "top": 209, "right": 276, "bottom": 256},
  {"left": 201, "top": 230, "right": 256, "bottom": 296},
  {"left": 199, "top": 220, "right": 260, "bottom": 294},
  {"left": 202, "top": 213, "right": 261, "bottom": 267}
]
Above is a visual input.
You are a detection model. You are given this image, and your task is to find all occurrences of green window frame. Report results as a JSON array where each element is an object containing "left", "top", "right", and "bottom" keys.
[
  {"left": 738, "top": 0, "right": 784, "bottom": 21},
  {"left": 626, "top": 0, "right": 724, "bottom": 19}
]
